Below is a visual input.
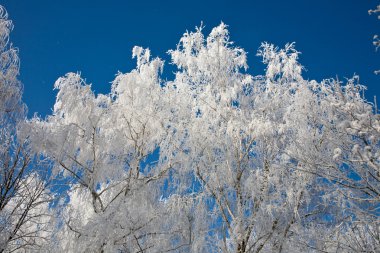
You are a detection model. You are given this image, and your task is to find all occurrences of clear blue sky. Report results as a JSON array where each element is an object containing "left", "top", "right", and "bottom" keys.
[{"left": 3, "top": 0, "right": 380, "bottom": 118}]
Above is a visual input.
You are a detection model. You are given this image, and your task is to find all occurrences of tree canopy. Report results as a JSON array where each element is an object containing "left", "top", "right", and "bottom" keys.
[{"left": 1, "top": 5, "right": 380, "bottom": 253}]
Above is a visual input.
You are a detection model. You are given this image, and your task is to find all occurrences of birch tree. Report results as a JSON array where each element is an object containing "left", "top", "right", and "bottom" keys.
[
  {"left": 166, "top": 23, "right": 380, "bottom": 253},
  {"left": 165, "top": 24, "right": 313, "bottom": 252},
  {"left": 23, "top": 47, "right": 189, "bottom": 252},
  {"left": 0, "top": 6, "right": 53, "bottom": 252}
]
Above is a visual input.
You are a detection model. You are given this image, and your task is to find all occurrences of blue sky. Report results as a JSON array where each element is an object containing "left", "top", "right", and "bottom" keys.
[{"left": 3, "top": 0, "right": 380, "bottom": 118}]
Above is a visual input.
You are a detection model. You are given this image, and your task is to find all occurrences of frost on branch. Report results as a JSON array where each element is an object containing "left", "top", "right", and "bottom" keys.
[
  {"left": 258, "top": 42, "right": 303, "bottom": 83},
  {"left": 369, "top": 4, "right": 380, "bottom": 73},
  {"left": 169, "top": 23, "right": 248, "bottom": 93},
  {"left": 0, "top": 6, "right": 24, "bottom": 126}
]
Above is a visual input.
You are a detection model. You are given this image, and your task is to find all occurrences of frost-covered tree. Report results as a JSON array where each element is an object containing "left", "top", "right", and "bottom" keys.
[
  {"left": 159, "top": 23, "right": 380, "bottom": 253},
  {"left": 16, "top": 14, "right": 380, "bottom": 253},
  {"left": 0, "top": 6, "right": 52, "bottom": 252},
  {"left": 310, "top": 77, "right": 380, "bottom": 252},
  {"left": 0, "top": 6, "right": 22, "bottom": 124},
  {"left": 23, "top": 47, "right": 189, "bottom": 252},
  {"left": 164, "top": 24, "right": 339, "bottom": 253}
]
